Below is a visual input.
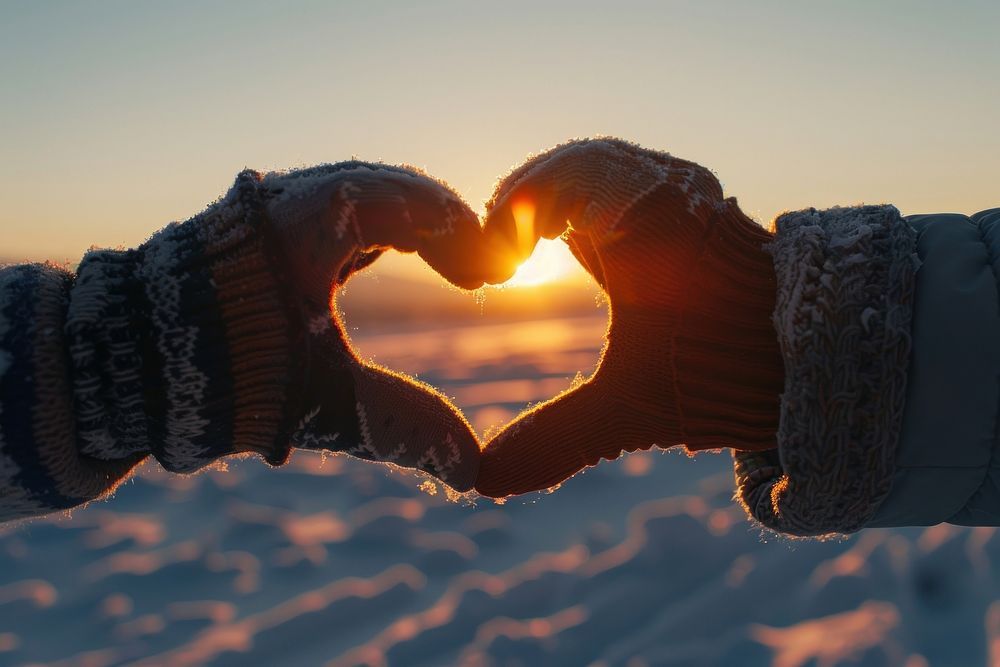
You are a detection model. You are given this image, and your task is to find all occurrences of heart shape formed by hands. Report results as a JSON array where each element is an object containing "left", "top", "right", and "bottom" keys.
[{"left": 266, "top": 139, "right": 786, "bottom": 499}]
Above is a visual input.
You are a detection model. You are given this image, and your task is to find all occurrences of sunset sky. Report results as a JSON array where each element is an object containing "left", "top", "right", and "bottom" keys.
[{"left": 2, "top": 1, "right": 998, "bottom": 284}]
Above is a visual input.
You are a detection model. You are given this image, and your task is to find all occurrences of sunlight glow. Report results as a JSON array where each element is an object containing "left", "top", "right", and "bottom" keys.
[
  {"left": 511, "top": 198, "right": 537, "bottom": 258},
  {"left": 500, "top": 238, "right": 581, "bottom": 287},
  {"left": 500, "top": 197, "right": 582, "bottom": 287}
]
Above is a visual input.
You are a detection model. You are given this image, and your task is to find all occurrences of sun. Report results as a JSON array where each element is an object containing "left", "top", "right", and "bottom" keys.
[
  {"left": 495, "top": 196, "right": 581, "bottom": 288},
  {"left": 501, "top": 238, "right": 581, "bottom": 287}
]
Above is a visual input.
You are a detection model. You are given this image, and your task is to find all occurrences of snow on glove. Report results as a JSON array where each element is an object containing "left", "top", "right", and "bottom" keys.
[
  {"left": 0, "top": 162, "right": 506, "bottom": 522},
  {"left": 476, "top": 138, "right": 785, "bottom": 498}
]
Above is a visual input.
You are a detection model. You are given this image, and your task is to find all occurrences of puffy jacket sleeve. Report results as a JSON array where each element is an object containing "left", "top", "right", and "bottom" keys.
[
  {"left": 734, "top": 205, "right": 1000, "bottom": 536},
  {"left": 866, "top": 207, "right": 1000, "bottom": 528}
]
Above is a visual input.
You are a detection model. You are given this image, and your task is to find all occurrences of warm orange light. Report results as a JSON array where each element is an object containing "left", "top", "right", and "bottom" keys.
[
  {"left": 500, "top": 237, "right": 581, "bottom": 287},
  {"left": 511, "top": 198, "right": 537, "bottom": 259},
  {"left": 500, "top": 197, "right": 581, "bottom": 287}
]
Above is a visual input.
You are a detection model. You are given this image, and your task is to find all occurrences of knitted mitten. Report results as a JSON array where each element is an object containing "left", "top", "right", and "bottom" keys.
[
  {"left": 476, "top": 138, "right": 785, "bottom": 497},
  {"left": 0, "top": 162, "right": 502, "bottom": 521},
  {"left": 256, "top": 163, "right": 507, "bottom": 485}
]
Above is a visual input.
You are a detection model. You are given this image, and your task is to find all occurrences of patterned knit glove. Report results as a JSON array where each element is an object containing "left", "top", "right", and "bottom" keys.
[
  {"left": 257, "top": 163, "right": 505, "bottom": 486},
  {"left": 476, "top": 138, "right": 785, "bottom": 497},
  {"left": 0, "top": 162, "right": 501, "bottom": 522}
]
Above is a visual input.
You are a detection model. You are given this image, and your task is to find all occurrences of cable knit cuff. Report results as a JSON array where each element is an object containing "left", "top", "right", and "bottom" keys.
[
  {"left": 68, "top": 171, "right": 305, "bottom": 473},
  {"left": 733, "top": 205, "right": 920, "bottom": 537}
]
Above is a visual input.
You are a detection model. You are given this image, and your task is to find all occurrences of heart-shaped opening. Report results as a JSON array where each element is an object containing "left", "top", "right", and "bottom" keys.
[{"left": 337, "top": 240, "right": 610, "bottom": 439}]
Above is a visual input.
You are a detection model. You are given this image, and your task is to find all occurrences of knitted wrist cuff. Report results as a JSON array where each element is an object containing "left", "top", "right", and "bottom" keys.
[
  {"left": 675, "top": 206, "right": 785, "bottom": 451},
  {"left": 67, "top": 248, "right": 151, "bottom": 460},
  {"left": 605, "top": 203, "right": 785, "bottom": 452},
  {"left": 1, "top": 264, "right": 145, "bottom": 522},
  {"left": 69, "top": 171, "right": 305, "bottom": 473}
]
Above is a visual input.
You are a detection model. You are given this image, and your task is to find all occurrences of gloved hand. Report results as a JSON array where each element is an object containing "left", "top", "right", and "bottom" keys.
[
  {"left": 475, "top": 138, "right": 785, "bottom": 497},
  {"left": 62, "top": 162, "right": 511, "bottom": 498},
  {"left": 257, "top": 162, "right": 512, "bottom": 490}
]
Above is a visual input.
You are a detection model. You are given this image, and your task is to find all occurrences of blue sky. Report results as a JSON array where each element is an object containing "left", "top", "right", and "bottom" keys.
[{"left": 2, "top": 0, "right": 997, "bottom": 277}]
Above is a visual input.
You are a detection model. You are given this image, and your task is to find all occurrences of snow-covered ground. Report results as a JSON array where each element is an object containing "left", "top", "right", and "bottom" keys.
[{"left": 1, "top": 315, "right": 997, "bottom": 667}]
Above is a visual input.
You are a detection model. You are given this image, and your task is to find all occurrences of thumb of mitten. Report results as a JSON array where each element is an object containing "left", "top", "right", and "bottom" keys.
[{"left": 291, "top": 325, "right": 480, "bottom": 492}]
